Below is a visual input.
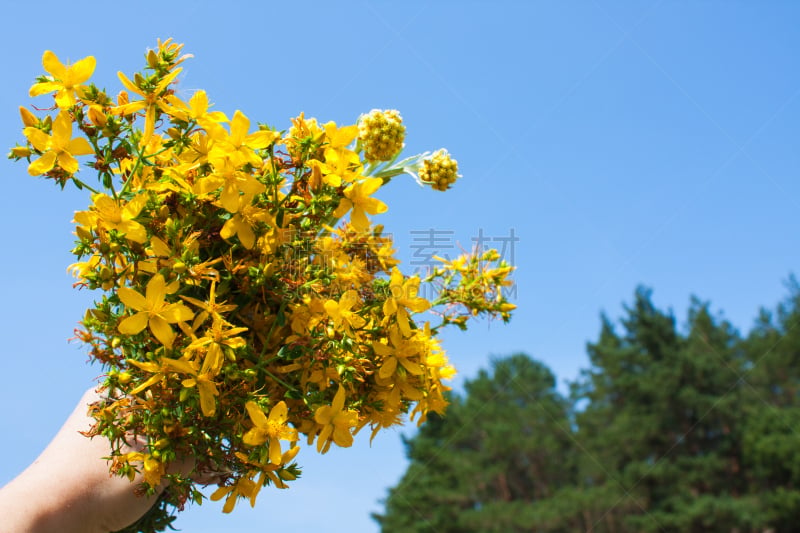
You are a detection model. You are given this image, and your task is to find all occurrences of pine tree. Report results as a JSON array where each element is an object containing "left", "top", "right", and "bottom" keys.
[
  {"left": 740, "top": 281, "right": 800, "bottom": 529},
  {"left": 572, "top": 287, "right": 765, "bottom": 532},
  {"left": 378, "top": 284, "right": 800, "bottom": 532},
  {"left": 374, "top": 354, "right": 574, "bottom": 532}
]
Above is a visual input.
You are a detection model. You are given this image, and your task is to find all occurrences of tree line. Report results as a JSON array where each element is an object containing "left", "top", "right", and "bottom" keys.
[{"left": 375, "top": 283, "right": 800, "bottom": 532}]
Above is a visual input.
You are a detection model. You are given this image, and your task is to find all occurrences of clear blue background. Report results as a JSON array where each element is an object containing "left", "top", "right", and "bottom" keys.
[{"left": 1, "top": 1, "right": 798, "bottom": 532}]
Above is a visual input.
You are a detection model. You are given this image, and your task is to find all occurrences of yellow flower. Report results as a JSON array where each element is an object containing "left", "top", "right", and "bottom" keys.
[
  {"left": 29, "top": 51, "right": 96, "bottom": 108},
  {"left": 284, "top": 112, "right": 325, "bottom": 159},
  {"left": 197, "top": 155, "right": 266, "bottom": 213},
  {"left": 220, "top": 198, "right": 271, "bottom": 249},
  {"left": 208, "top": 110, "right": 279, "bottom": 168},
  {"left": 332, "top": 177, "right": 388, "bottom": 232},
  {"left": 234, "top": 446, "right": 300, "bottom": 489},
  {"left": 164, "top": 90, "right": 229, "bottom": 128},
  {"left": 243, "top": 400, "right": 298, "bottom": 465},
  {"left": 118, "top": 274, "right": 194, "bottom": 348},
  {"left": 410, "top": 382, "right": 450, "bottom": 426},
  {"left": 383, "top": 268, "right": 431, "bottom": 337},
  {"left": 314, "top": 121, "right": 362, "bottom": 185},
  {"left": 112, "top": 68, "right": 183, "bottom": 143},
  {"left": 178, "top": 132, "right": 213, "bottom": 166},
  {"left": 184, "top": 317, "right": 247, "bottom": 377},
  {"left": 181, "top": 371, "right": 220, "bottom": 417},
  {"left": 322, "top": 121, "right": 359, "bottom": 151},
  {"left": 74, "top": 193, "right": 149, "bottom": 243},
  {"left": 364, "top": 404, "right": 404, "bottom": 444},
  {"left": 323, "top": 290, "right": 366, "bottom": 336},
  {"left": 373, "top": 325, "right": 424, "bottom": 379},
  {"left": 67, "top": 254, "right": 102, "bottom": 284},
  {"left": 139, "top": 234, "right": 197, "bottom": 275},
  {"left": 121, "top": 452, "right": 165, "bottom": 487},
  {"left": 127, "top": 356, "right": 219, "bottom": 416},
  {"left": 180, "top": 281, "right": 238, "bottom": 326},
  {"left": 375, "top": 364, "right": 424, "bottom": 406},
  {"left": 210, "top": 475, "right": 259, "bottom": 513},
  {"left": 288, "top": 296, "right": 326, "bottom": 335},
  {"left": 308, "top": 148, "right": 362, "bottom": 188},
  {"left": 125, "top": 356, "right": 190, "bottom": 394},
  {"left": 23, "top": 111, "right": 93, "bottom": 175},
  {"left": 314, "top": 385, "right": 359, "bottom": 453}
]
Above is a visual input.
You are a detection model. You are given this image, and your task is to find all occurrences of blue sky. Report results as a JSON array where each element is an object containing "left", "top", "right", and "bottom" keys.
[{"left": 1, "top": 2, "right": 799, "bottom": 532}]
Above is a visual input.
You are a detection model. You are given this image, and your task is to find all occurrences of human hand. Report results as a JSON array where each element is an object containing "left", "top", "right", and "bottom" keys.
[{"left": 0, "top": 388, "right": 165, "bottom": 533}]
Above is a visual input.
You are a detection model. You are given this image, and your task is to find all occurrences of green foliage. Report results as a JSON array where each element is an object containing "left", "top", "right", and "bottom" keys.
[
  {"left": 377, "top": 283, "right": 800, "bottom": 532},
  {"left": 374, "top": 354, "right": 574, "bottom": 532}
]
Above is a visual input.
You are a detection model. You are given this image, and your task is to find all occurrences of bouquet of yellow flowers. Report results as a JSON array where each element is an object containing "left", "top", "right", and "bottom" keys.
[{"left": 9, "top": 39, "right": 515, "bottom": 532}]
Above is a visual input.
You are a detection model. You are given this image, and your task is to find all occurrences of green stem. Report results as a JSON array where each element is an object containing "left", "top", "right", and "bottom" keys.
[
  {"left": 370, "top": 166, "right": 408, "bottom": 184},
  {"left": 259, "top": 299, "right": 287, "bottom": 359},
  {"left": 72, "top": 177, "right": 100, "bottom": 194},
  {"left": 120, "top": 144, "right": 171, "bottom": 196},
  {"left": 261, "top": 368, "right": 298, "bottom": 393}
]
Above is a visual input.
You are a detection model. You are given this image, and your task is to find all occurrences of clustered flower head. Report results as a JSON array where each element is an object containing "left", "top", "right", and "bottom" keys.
[
  {"left": 9, "top": 40, "right": 515, "bottom": 532},
  {"left": 419, "top": 148, "right": 459, "bottom": 191},
  {"left": 357, "top": 108, "right": 405, "bottom": 162}
]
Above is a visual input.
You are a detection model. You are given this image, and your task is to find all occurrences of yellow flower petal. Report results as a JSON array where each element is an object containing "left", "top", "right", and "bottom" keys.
[
  {"left": 54, "top": 89, "right": 76, "bottom": 109},
  {"left": 350, "top": 207, "right": 370, "bottom": 231},
  {"left": 243, "top": 427, "right": 266, "bottom": 446},
  {"left": 23, "top": 127, "right": 51, "bottom": 152},
  {"left": 246, "top": 130, "right": 280, "bottom": 149},
  {"left": 161, "top": 357, "right": 195, "bottom": 374},
  {"left": 316, "top": 424, "right": 333, "bottom": 453},
  {"left": 117, "top": 71, "right": 142, "bottom": 96},
  {"left": 245, "top": 401, "right": 268, "bottom": 428},
  {"left": 361, "top": 177, "right": 383, "bottom": 196},
  {"left": 197, "top": 380, "right": 219, "bottom": 417},
  {"left": 56, "top": 152, "right": 79, "bottom": 174},
  {"left": 68, "top": 137, "right": 94, "bottom": 156},
  {"left": 379, "top": 357, "right": 397, "bottom": 379},
  {"left": 220, "top": 217, "right": 237, "bottom": 240},
  {"left": 149, "top": 315, "right": 175, "bottom": 348},
  {"left": 117, "top": 220, "right": 147, "bottom": 243},
  {"left": 118, "top": 312, "right": 149, "bottom": 335},
  {"left": 331, "top": 385, "right": 346, "bottom": 412},
  {"left": 399, "top": 357, "right": 424, "bottom": 376},
  {"left": 210, "top": 486, "right": 232, "bottom": 502},
  {"left": 145, "top": 274, "right": 168, "bottom": 307},
  {"left": 51, "top": 112, "right": 72, "bottom": 149},
  {"left": 68, "top": 56, "right": 96, "bottom": 85},
  {"left": 118, "top": 287, "right": 147, "bottom": 310},
  {"left": 160, "top": 302, "right": 194, "bottom": 323},
  {"left": 29, "top": 81, "right": 61, "bottom": 98},
  {"left": 129, "top": 373, "right": 164, "bottom": 395},
  {"left": 269, "top": 401, "right": 288, "bottom": 423},
  {"left": 363, "top": 196, "right": 388, "bottom": 215},
  {"left": 269, "top": 438, "right": 282, "bottom": 465},
  {"left": 238, "top": 221, "right": 256, "bottom": 249},
  {"left": 28, "top": 152, "right": 57, "bottom": 175},
  {"left": 42, "top": 50, "right": 66, "bottom": 78},
  {"left": 122, "top": 193, "right": 148, "bottom": 219}
]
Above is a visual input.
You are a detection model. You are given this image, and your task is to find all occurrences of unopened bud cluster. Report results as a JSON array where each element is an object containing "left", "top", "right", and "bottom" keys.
[
  {"left": 358, "top": 109, "right": 405, "bottom": 162},
  {"left": 419, "top": 149, "right": 459, "bottom": 191}
]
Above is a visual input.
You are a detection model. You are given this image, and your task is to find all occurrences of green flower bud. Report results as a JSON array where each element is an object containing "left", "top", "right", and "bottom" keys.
[
  {"left": 419, "top": 149, "right": 460, "bottom": 191},
  {"left": 358, "top": 109, "right": 405, "bottom": 162}
]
